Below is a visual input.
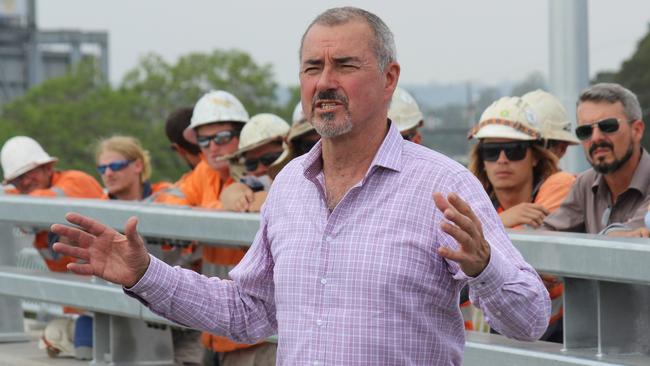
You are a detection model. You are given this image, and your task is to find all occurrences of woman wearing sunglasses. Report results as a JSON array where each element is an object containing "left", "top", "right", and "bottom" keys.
[
  {"left": 467, "top": 96, "right": 571, "bottom": 343},
  {"left": 95, "top": 136, "right": 171, "bottom": 201},
  {"left": 220, "top": 113, "right": 290, "bottom": 212},
  {"left": 468, "top": 96, "right": 566, "bottom": 228}
]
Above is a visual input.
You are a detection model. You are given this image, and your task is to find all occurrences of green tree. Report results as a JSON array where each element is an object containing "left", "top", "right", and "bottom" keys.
[
  {"left": 1, "top": 49, "right": 295, "bottom": 183},
  {"left": 120, "top": 49, "right": 282, "bottom": 124},
  {"left": 0, "top": 61, "right": 159, "bottom": 180}
]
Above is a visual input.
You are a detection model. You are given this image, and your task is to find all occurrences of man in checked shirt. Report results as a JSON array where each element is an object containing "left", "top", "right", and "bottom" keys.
[{"left": 52, "top": 7, "right": 550, "bottom": 365}]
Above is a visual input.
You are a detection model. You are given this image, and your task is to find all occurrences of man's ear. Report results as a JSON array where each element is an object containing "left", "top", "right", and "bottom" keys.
[{"left": 383, "top": 62, "right": 400, "bottom": 99}]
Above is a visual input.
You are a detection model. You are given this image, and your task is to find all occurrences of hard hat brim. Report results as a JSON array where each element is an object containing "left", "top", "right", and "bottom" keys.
[{"left": 3, "top": 157, "right": 57, "bottom": 184}]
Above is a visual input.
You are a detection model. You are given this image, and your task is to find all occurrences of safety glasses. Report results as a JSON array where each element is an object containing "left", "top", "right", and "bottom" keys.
[
  {"left": 575, "top": 118, "right": 620, "bottom": 141},
  {"left": 480, "top": 141, "right": 532, "bottom": 162},
  {"left": 402, "top": 130, "right": 418, "bottom": 141},
  {"left": 196, "top": 130, "right": 238, "bottom": 149},
  {"left": 96, "top": 160, "right": 133, "bottom": 175},
  {"left": 245, "top": 151, "right": 283, "bottom": 172}
]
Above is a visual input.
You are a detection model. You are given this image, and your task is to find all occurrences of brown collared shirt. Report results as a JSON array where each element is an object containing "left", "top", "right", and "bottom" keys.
[{"left": 542, "top": 149, "right": 650, "bottom": 233}]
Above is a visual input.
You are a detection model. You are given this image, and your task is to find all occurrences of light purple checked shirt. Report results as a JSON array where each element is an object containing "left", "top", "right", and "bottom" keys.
[{"left": 127, "top": 122, "right": 550, "bottom": 365}]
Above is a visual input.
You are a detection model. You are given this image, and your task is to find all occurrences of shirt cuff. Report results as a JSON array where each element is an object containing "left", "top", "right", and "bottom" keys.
[
  {"left": 467, "top": 248, "right": 517, "bottom": 298},
  {"left": 123, "top": 254, "right": 175, "bottom": 306}
]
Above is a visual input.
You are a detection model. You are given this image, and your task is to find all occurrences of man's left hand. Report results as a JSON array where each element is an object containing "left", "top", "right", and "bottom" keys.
[{"left": 433, "top": 192, "right": 491, "bottom": 277}]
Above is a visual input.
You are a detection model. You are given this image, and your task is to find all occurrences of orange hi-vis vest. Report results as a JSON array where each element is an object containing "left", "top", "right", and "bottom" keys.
[
  {"left": 25, "top": 170, "right": 104, "bottom": 272},
  {"left": 9, "top": 170, "right": 104, "bottom": 315},
  {"left": 176, "top": 158, "right": 254, "bottom": 353}
]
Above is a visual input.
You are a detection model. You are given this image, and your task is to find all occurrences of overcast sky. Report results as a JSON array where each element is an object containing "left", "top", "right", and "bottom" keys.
[{"left": 36, "top": 0, "right": 650, "bottom": 87}]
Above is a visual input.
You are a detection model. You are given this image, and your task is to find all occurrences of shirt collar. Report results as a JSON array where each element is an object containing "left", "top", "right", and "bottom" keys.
[
  {"left": 591, "top": 148, "right": 650, "bottom": 195},
  {"left": 302, "top": 119, "right": 403, "bottom": 180}
]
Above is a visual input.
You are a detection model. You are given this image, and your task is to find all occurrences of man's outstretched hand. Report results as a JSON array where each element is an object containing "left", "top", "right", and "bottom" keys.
[
  {"left": 433, "top": 192, "right": 491, "bottom": 277},
  {"left": 51, "top": 213, "right": 150, "bottom": 288}
]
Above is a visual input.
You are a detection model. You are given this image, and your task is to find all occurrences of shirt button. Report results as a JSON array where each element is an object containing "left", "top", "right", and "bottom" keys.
[
  {"left": 320, "top": 278, "right": 327, "bottom": 285},
  {"left": 313, "top": 362, "right": 321, "bottom": 366},
  {"left": 142, "top": 291, "right": 148, "bottom": 297},
  {"left": 316, "top": 319, "right": 323, "bottom": 326}
]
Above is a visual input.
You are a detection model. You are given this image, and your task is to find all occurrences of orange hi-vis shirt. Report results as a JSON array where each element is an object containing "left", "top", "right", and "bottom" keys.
[
  {"left": 24, "top": 170, "right": 104, "bottom": 273},
  {"left": 176, "top": 158, "right": 252, "bottom": 353},
  {"left": 462, "top": 171, "right": 576, "bottom": 332},
  {"left": 8, "top": 169, "right": 104, "bottom": 316},
  {"left": 501, "top": 171, "right": 576, "bottom": 327}
]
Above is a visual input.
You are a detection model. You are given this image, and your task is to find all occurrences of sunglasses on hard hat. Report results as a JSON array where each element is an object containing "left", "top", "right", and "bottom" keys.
[
  {"left": 574, "top": 118, "right": 621, "bottom": 141},
  {"left": 196, "top": 130, "right": 239, "bottom": 149},
  {"left": 96, "top": 160, "right": 133, "bottom": 175},
  {"left": 244, "top": 151, "right": 283, "bottom": 172},
  {"left": 479, "top": 141, "right": 533, "bottom": 162}
]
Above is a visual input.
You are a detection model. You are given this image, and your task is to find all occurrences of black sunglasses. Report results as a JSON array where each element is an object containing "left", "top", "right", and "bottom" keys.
[
  {"left": 196, "top": 130, "right": 238, "bottom": 148},
  {"left": 245, "top": 151, "right": 283, "bottom": 172},
  {"left": 96, "top": 160, "right": 133, "bottom": 175},
  {"left": 480, "top": 141, "right": 532, "bottom": 162},
  {"left": 575, "top": 118, "right": 621, "bottom": 141},
  {"left": 402, "top": 130, "right": 418, "bottom": 141}
]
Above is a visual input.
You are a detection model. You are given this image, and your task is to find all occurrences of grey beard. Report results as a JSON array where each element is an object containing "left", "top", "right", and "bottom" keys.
[
  {"left": 313, "top": 111, "right": 353, "bottom": 138},
  {"left": 591, "top": 144, "right": 634, "bottom": 174}
]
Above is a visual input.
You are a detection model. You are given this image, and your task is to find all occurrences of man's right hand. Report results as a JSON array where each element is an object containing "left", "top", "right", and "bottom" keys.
[
  {"left": 499, "top": 203, "right": 549, "bottom": 228},
  {"left": 50, "top": 213, "right": 150, "bottom": 288}
]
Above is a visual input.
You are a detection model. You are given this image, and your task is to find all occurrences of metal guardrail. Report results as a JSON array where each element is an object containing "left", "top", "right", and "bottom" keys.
[{"left": 1, "top": 195, "right": 649, "bottom": 365}]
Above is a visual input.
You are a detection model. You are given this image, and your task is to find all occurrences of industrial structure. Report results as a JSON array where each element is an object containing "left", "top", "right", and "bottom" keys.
[{"left": 0, "top": 0, "right": 108, "bottom": 106}]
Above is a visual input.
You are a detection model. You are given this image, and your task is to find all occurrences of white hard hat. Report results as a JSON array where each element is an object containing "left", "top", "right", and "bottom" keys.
[
  {"left": 236, "top": 113, "right": 290, "bottom": 155},
  {"left": 468, "top": 96, "right": 542, "bottom": 141},
  {"left": 292, "top": 102, "right": 306, "bottom": 125},
  {"left": 1, "top": 136, "right": 57, "bottom": 183},
  {"left": 522, "top": 90, "right": 579, "bottom": 145},
  {"left": 38, "top": 318, "right": 75, "bottom": 358},
  {"left": 288, "top": 102, "right": 316, "bottom": 143},
  {"left": 183, "top": 90, "right": 249, "bottom": 144},
  {"left": 388, "top": 87, "right": 424, "bottom": 132}
]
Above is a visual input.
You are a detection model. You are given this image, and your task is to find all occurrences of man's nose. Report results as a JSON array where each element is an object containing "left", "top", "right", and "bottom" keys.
[
  {"left": 590, "top": 125, "right": 606, "bottom": 142},
  {"left": 316, "top": 67, "right": 338, "bottom": 92},
  {"left": 496, "top": 150, "right": 509, "bottom": 163}
]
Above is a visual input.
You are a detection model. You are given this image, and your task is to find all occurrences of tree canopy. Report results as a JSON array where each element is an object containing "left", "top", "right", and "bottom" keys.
[{"left": 0, "top": 49, "right": 298, "bottom": 183}]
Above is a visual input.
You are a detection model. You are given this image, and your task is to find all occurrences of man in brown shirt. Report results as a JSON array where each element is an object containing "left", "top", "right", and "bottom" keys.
[{"left": 542, "top": 83, "right": 650, "bottom": 237}]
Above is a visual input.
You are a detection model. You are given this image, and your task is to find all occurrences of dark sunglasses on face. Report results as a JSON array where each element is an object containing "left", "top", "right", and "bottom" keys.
[
  {"left": 402, "top": 130, "right": 418, "bottom": 141},
  {"left": 575, "top": 118, "right": 621, "bottom": 141},
  {"left": 480, "top": 141, "right": 533, "bottom": 162},
  {"left": 196, "top": 130, "right": 238, "bottom": 149},
  {"left": 244, "top": 151, "right": 283, "bottom": 172},
  {"left": 96, "top": 160, "right": 133, "bottom": 175}
]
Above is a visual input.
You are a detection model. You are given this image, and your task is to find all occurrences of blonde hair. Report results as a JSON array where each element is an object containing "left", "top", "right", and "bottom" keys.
[
  {"left": 95, "top": 136, "right": 151, "bottom": 183},
  {"left": 468, "top": 142, "right": 559, "bottom": 200}
]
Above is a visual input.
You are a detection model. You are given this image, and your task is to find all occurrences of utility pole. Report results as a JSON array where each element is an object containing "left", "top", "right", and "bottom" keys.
[{"left": 548, "top": 0, "right": 591, "bottom": 173}]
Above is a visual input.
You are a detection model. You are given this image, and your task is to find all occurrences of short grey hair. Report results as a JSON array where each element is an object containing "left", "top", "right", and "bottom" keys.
[
  {"left": 578, "top": 83, "right": 642, "bottom": 121},
  {"left": 299, "top": 7, "right": 397, "bottom": 71}
]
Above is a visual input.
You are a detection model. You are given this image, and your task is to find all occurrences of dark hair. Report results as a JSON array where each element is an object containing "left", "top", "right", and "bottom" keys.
[
  {"left": 578, "top": 83, "right": 642, "bottom": 121},
  {"left": 165, "top": 107, "right": 200, "bottom": 155},
  {"left": 299, "top": 7, "right": 396, "bottom": 71}
]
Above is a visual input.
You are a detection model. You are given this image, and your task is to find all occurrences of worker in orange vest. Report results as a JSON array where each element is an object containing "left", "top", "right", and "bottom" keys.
[
  {"left": 1, "top": 136, "right": 103, "bottom": 360},
  {"left": 175, "top": 90, "right": 272, "bottom": 365}
]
